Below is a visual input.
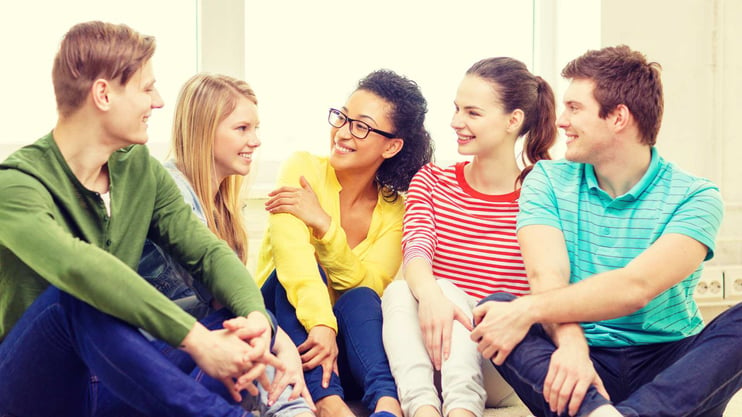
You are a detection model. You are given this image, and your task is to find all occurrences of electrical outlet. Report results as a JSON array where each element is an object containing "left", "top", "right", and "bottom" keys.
[
  {"left": 695, "top": 266, "right": 724, "bottom": 302},
  {"left": 723, "top": 265, "right": 742, "bottom": 301}
]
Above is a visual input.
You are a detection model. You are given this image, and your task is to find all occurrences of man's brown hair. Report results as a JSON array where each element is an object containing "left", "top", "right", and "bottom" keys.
[
  {"left": 52, "top": 21, "right": 156, "bottom": 117},
  {"left": 562, "top": 45, "right": 663, "bottom": 145}
]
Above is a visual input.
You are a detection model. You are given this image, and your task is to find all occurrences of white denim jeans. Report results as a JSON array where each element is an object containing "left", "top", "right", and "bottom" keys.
[{"left": 381, "top": 279, "right": 521, "bottom": 417}]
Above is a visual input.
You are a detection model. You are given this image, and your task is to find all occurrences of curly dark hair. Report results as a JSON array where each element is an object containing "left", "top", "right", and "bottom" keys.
[{"left": 356, "top": 69, "right": 434, "bottom": 201}]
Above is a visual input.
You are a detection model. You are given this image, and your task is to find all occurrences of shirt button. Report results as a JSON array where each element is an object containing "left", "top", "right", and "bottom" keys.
[{"left": 106, "top": 239, "right": 112, "bottom": 246}]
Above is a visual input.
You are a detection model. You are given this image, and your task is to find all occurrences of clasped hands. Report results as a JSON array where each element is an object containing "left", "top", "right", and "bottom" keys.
[{"left": 181, "top": 311, "right": 287, "bottom": 403}]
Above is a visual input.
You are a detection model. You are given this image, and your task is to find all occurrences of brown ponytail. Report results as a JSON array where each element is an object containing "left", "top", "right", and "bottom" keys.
[
  {"left": 518, "top": 76, "right": 557, "bottom": 184},
  {"left": 466, "top": 58, "right": 557, "bottom": 186}
]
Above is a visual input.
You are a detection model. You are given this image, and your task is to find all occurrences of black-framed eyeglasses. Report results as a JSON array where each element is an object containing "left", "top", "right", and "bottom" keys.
[{"left": 327, "top": 108, "right": 396, "bottom": 139}]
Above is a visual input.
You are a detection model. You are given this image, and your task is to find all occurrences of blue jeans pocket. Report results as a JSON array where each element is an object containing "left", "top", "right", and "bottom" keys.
[{"left": 138, "top": 240, "right": 193, "bottom": 299}]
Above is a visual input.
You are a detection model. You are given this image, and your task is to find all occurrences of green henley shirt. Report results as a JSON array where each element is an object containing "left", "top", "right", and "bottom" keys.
[{"left": 0, "top": 133, "right": 269, "bottom": 346}]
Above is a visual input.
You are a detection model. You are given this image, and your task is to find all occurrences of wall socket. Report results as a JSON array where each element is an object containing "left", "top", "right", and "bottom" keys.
[
  {"left": 695, "top": 266, "right": 724, "bottom": 302},
  {"left": 723, "top": 265, "right": 742, "bottom": 301}
]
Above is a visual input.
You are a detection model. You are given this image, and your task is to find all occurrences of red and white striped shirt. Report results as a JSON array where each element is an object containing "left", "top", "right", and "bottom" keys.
[{"left": 403, "top": 162, "right": 529, "bottom": 300}]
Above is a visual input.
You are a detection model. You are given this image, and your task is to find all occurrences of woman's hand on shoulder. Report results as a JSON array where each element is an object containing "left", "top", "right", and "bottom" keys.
[
  {"left": 265, "top": 175, "right": 331, "bottom": 238},
  {"left": 297, "top": 324, "right": 339, "bottom": 389}
]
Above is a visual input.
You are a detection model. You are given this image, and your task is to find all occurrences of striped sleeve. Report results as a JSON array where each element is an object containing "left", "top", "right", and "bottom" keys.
[
  {"left": 517, "top": 160, "right": 563, "bottom": 232},
  {"left": 663, "top": 177, "right": 723, "bottom": 260},
  {"left": 402, "top": 163, "right": 439, "bottom": 266}
]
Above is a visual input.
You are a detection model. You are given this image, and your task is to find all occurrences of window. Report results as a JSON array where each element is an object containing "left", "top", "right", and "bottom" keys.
[
  {"left": 243, "top": 0, "right": 600, "bottom": 196},
  {"left": 0, "top": 0, "right": 600, "bottom": 192},
  {"left": 0, "top": 0, "right": 199, "bottom": 160}
]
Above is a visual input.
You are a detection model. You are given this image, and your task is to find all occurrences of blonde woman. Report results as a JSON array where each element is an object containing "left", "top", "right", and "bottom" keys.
[
  {"left": 138, "top": 73, "right": 253, "bottom": 316},
  {"left": 137, "top": 73, "right": 314, "bottom": 417}
]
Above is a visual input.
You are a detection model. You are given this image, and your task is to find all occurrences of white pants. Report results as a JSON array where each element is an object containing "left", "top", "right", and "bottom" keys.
[{"left": 381, "top": 279, "right": 521, "bottom": 417}]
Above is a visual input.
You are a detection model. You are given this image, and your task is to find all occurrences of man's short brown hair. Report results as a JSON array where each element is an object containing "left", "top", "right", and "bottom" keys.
[
  {"left": 52, "top": 21, "right": 156, "bottom": 117},
  {"left": 562, "top": 45, "right": 664, "bottom": 146}
]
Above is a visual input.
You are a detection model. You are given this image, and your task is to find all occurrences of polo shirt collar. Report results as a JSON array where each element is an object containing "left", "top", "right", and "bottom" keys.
[{"left": 585, "top": 147, "right": 659, "bottom": 201}]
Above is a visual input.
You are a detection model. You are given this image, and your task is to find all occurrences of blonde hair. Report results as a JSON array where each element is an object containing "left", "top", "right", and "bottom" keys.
[{"left": 171, "top": 73, "right": 258, "bottom": 263}]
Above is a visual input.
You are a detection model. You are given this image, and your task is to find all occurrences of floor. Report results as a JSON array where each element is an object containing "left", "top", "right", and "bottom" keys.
[{"left": 243, "top": 198, "right": 742, "bottom": 416}]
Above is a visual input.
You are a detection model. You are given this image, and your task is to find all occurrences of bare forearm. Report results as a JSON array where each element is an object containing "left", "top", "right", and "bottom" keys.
[
  {"left": 521, "top": 230, "right": 708, "bottom": 327},
  {"left": 404, "top": 257, "right": 439, "bottom": 301},
  {"left": 179, "top": 321, "right": 209, "bottom": 356},
  {"left": 524, "top": 268, "right": 648, "bottom": 325},
  {"left": 526, "top": 269, "right": 581, "bottom": 344},
  {"left": 272, "top": 327, "right": 293, "bottom": 355}
]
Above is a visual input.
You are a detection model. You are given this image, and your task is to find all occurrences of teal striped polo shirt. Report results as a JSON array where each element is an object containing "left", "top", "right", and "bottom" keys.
[{"left": 517, "top": 148, "right": 724, "bottom": 347}]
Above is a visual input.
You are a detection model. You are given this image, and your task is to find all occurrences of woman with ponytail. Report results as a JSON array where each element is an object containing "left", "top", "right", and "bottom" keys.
[{"left": 381, "top": 57, "right": 557, "bottom": 417}]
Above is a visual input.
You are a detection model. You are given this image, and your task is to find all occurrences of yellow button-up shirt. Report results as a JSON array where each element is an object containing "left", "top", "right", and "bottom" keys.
[{"left": 256, "top": 151, "right": 404, "bottom": 332}]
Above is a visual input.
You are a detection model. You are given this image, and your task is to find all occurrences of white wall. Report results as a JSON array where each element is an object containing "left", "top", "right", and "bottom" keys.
[
  {"left": 243, "top": 1, "right": 535, "bottom": 171},
  {"left": 0, "top": 0, "right": 199, "bottom": 161},
  {"left": 0, "top": 1, "right": 601, "bottom": 186},
  {"left": 600, "top": 0, "right": 742, "bottom": 267},
  {"left": 5, "top": 1, "right": 738, "bottom": 266},
  {"left": 2, "top": 1, "right": 738, "bottom": 304},
  {"left": 240, "top": 0, "right": 600, "bottom": 195},
  {"left": 534, "top": 0, "right": 602, "bottom": 159}
]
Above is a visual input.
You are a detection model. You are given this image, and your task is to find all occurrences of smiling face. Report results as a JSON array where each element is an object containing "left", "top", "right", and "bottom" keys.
[
  {"left": 104, "top": 60, "right": 164, "bottom": 147},
  {"left": 213, "top": 95, "right": 261, "bottom": 182},
  {"left": 451, "top": 75, "right": 519, "bottom": 158},
  {"left": 557, "top": 78, "right": 616, "bottom": 164},
  {"left": 328, "top": 89, "right": 401, "bottom": 175}
]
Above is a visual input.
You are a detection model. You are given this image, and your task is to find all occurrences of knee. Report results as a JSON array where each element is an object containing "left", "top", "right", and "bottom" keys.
[
  {"left": 382, "top": 280, "right": 411, "bottom": 306},
  {"left": 726, "top": 301, "right": 742, "bottom": 320},
  {"left": 478, "top": 291, "right": 517, "bottom": 306},
  {"left": 337, "top": 286, "right": 379, "bottom": 306},
  {"left": 709, "top": 301, "right": 742, "bottom": 332},
  {"left": 335, "top": 287, "right": 382, "bottom": 326},
  {"left": 384, "top": 279, "right": 407, "bottom": 294}
]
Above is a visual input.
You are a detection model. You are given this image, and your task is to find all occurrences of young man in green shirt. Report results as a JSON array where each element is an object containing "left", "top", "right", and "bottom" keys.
[{"left": 0, "top": 21, "right": 294, "bottom": 417}]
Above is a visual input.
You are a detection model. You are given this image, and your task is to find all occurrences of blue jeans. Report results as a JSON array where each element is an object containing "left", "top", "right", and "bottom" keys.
[
  {"left": 0, "top": 286, "right": 296, "bottom": 417},
  {"left": 478, "top": 292, "right": 742, "bottom": 417},
  {"left": 261, "top": 269, "right": 398, "bottom": 412},
  {"left": 138, "top": 239, "right": 213, "bottom": 319}
]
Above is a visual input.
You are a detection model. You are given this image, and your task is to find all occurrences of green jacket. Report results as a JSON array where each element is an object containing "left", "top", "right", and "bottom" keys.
[{"left": 0, "top": 133, "right": 268, "bottom": 346}]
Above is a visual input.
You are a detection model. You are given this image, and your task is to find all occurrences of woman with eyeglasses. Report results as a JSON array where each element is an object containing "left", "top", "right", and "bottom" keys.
[
  {"left": 380, "top": 57, "right": 557, "bottom": 417},
  {"left": 255, "top": 69, "right": 434, "bottom": 417},
  {"left": 136, "top": 73, "right": 315, "bottom": 417}
]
